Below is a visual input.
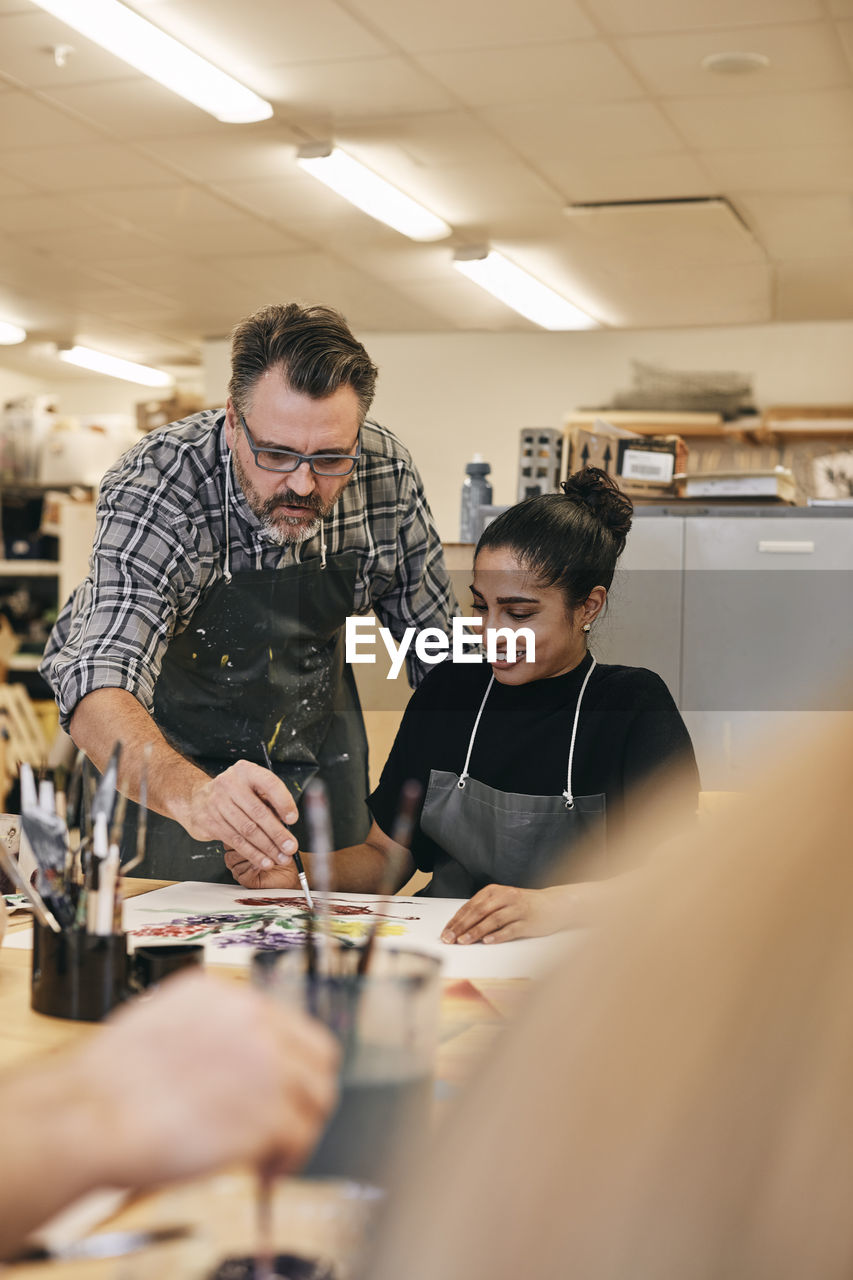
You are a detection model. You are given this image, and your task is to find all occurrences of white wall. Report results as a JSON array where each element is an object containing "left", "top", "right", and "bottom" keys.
[
  {"left": 206, "top": 319, "right": 853, "bottom": 541},
  {"left": 0, "top": 366, "right": 47, "bottom": 404}
]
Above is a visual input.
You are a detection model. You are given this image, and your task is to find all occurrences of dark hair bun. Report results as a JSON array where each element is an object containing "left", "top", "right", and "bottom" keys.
[{"left": 561, "top": 466, "right": 633, "bottom": 544}]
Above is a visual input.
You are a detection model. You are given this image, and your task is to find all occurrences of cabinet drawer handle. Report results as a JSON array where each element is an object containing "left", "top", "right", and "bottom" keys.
[{"left": 757, "top": 540, "right": 815, "bottom": 554}]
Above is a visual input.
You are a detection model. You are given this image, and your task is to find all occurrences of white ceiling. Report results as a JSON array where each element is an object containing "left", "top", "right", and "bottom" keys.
[{"left": 1, "top": 0, "right": 853, "bottom": 379}]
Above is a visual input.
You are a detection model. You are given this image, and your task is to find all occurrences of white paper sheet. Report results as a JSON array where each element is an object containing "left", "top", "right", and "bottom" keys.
[{"left": 121, "top": 882, "right": 566, "bottom": 980}]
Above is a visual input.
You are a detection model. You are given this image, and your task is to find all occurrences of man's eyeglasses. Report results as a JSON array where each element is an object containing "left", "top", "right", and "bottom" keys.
[{"left": 238, "top": 411, "right": 361, "bottom": 476}]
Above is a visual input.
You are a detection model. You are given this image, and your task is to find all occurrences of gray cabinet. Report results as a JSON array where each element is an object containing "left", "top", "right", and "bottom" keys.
[
  {"left": 681, "top": 517, "right": 853, "bottom": 789},
  {"left": 601, "top": 513, "right": 853, "bottom": 790},
  {"left": 592, "top": 516, "right": 684, "bottom": 704}
]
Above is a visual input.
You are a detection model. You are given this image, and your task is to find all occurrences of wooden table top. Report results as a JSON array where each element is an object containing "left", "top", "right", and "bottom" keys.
[{"left": 0, "top": 880, "right": 527, "bottom": 1279}]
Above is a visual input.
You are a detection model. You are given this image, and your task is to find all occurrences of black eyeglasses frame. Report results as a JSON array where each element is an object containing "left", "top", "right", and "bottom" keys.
[{"left": 237, "top": 411, "right": 361, "bottom": 476}]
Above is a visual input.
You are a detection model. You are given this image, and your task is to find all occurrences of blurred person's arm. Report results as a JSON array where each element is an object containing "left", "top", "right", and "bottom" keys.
[{"left": 0, "top": 971, "right": 338, "bottom": 1259}]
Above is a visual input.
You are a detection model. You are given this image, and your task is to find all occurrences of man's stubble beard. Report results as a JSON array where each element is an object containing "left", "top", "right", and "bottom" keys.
[{"left": 231, "top": 449, "right": 350, "bottom": 547}]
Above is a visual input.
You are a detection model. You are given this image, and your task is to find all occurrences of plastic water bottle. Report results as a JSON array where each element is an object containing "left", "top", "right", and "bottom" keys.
[{"left": 459, "top": 454, "right": 493, "bottom": 542}]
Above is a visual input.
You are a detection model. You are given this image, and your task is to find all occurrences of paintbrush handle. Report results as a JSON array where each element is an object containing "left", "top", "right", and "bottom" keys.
[{"left": 0, "top": 846, "right": 61, "bottom": 932}]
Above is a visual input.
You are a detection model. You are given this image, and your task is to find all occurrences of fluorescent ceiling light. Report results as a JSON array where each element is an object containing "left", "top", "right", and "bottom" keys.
[
  {"left": 0, "top": 321, "right": 26, "bottom": 345},
  {"left": 296, "top": 144, "right": 451, "bottom": 242},
  {"left": 29, "top": 0, "right": 272, "bottom": 123},
  {"left": 452, "top": 247, "right": 598, "bottom": 330},
  {"left": 58, "top": 345, "right": 174, "bottom": 387}
]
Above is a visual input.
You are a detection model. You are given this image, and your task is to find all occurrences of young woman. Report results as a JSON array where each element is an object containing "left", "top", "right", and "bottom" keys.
[{"left": 226, "top": 467, "right": 699, "bottom": 942}]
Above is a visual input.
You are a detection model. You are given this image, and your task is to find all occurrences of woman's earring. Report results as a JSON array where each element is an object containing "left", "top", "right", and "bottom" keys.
[{"left": 582, "top": 623, "right": 591, "bottom": 633}]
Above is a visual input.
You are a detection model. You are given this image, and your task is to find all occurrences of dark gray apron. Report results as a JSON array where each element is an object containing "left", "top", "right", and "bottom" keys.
[
  {"left": 120, "top": 542, "right": 368, "bottom": 881},
  {"left": 419, "top": 657, "right": 606, "bottom": 897}
]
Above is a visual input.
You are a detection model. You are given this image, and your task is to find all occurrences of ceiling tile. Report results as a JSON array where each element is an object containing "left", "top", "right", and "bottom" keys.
[
  {"left": 90, "top": 255, "right": 232, "bottom": 297},
  {"left": 415, "top": 40, "right": 644, "bottom": 107},
  {"left": 0, "top": 142, "right": 176, "bottom": 191},
  {"left": 583, "top": 0, "right": 824, "bottom": 37},
  {"left": 137, "top": 126, "right": 303, "bottom": 184},
  {"left": 209, "top": 174, "right": 354, "bottom": 225},
  {"left": 735, "top": 193, "right": 853, "bottom": 259},
  {"left": 483, "top": 100, "right": 685, "bottom": 159},
  {"left": 0, "top": 169, "right": 38, "bottom": 198},
  {"left": 545, "top": 150, "right": 714, "bottom": 202},
  {"left": 836, "top": 22, "right": 853, "bottom": 69},
  {"left": 210, "top": 250, "right": 362, "bottom": 294},
  {"left": 337, "top": 241, "right": 453, "bottom": 284},
  {"left": 776, "top": 256, "right": 853, "bottom": 318},
  {"left": 618, "top": 24, "right": 852, "bottom": 97},
  {"left": 561, "top": 198, "right": 765, "bottom": 273},
  {"left": 128, "top": 0, "right": 386, "bottom": 71},
  {"left": 261, "top": 56, "right": 454, "bottom": 118},
  {"left": 38, "top": 78, "right": 232, "bottom": 139},
  {"left": 343, "top": 0, "right": 595, "bottom": 51},
  {"left": 347, "top": 113, "right": 516, "bottom": 169},
  {"left": 0, "top": 238, "right": 108, "bottom": 296},
  {"left": 133, "top": 217, "right": 308, "bottom": 255},
  {"left": 599, "top": 262, "right": 773, "bottom": 326},
  {"left": 10, "top": 225, "right": 167, "bottom": 260},
  {"left": 88, "top": 184, "right": 247, "bottom": 224},
  {"left": 395, "top": 161, "right": 558, "bottom": 226},
  {"left": 0, "top": 90, "right": 103, "bottom": 148},
  {"left": 0, "top": 194, "right": 114, "bottom": 233},
  {"left": 664, "top": 89, "right": 853, "bottom": 150},
  {"left": 62, "top": 285, "right": 179, "bottom": 314},
  {"left": 703, "top": 144, "right": 853, "bottom": 191}
]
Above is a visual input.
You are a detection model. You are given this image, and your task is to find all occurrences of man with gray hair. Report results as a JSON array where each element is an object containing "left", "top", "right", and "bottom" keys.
[{"left": 41, "top": 303, "right": 454, "bottom": 881}]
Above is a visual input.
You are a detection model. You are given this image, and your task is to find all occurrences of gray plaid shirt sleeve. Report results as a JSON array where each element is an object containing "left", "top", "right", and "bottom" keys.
[{"left": 40, "top": 454, "right": 202, "bottom": 728}]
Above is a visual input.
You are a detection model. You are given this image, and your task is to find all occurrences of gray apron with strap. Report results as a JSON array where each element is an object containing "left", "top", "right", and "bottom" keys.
[
  {"left": 120, "top": 477, "right": 369, "bottom": 880},
  {"left": 419, "top": 657, "right": 606, "bottom": 898}
]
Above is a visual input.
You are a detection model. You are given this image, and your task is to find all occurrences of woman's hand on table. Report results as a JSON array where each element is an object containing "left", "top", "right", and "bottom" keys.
[
  {"left": 440, "top": 884, "right": 561, "bottom": 945},
  {"left": 224, "top": 846, "right": 300, "bottom": 890},
  {"left": 70, "top": 970, "right": 339, "bottom": 1187},
  {"left": 440, "top": 881, "right": 611, "bottom": 945}
]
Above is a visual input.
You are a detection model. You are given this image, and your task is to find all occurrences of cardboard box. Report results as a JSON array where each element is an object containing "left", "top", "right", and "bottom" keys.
[
  {"left": 136, "top": 394, "right": 205, "bottom": 434},
  {"left": 565, "top": 418, "right": 687, "bottom": 498},
  {"left": 684, "top": 468, "right": 796, "bottom": 503}
]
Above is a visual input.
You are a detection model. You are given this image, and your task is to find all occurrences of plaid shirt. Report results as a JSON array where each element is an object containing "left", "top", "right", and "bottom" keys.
[{"left": 41, "top": 411, "right": 456, "bottom": 730}]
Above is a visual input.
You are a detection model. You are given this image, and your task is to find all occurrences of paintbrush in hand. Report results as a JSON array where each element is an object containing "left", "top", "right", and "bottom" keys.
[{"left": 260, "top": 741, "right": 313, "bottom": 910}]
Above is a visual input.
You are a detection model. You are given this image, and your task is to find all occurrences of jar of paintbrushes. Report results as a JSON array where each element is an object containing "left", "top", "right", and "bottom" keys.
[{"left": 3, "top": 746, "right": 148, "bottom": 1022}]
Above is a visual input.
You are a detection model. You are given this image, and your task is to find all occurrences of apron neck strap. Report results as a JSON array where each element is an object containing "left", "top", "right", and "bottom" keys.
[
  {"left": 223, "top": 452, "right": 234, "bottom": 582},
  {"left": 563, "top": 655, "right": 596, "bottom": 809},
  {"left": 458, "top": 673, "right": 495, "bottom": 788}
]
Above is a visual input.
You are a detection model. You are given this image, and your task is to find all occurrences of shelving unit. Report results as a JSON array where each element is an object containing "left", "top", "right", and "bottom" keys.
[{"left": 0, "top": 489, "right": 96, "bottom": 689}]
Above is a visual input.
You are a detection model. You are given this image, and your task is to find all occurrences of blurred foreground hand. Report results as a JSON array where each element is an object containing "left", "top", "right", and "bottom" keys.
[{"left": 0, "top": 971, "right": 338, "bottom": 1257}]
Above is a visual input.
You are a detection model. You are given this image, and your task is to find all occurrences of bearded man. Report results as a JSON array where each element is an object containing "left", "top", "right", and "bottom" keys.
[{"left": 41, "top": 303, "right": 454, "bottom": 880}]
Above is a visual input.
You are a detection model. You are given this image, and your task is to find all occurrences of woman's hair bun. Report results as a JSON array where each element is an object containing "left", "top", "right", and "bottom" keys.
[{"left": 561, "top": 466, "right": 633, "bottom": 544}]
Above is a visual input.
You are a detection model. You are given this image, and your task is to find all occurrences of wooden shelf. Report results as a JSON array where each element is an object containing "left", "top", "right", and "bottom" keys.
[
  {"left": 7, "top": 653, "right": 43, "bottom": 672},
  {"left": 0, "top": 560, "right": 59, "bottom": 576}
]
